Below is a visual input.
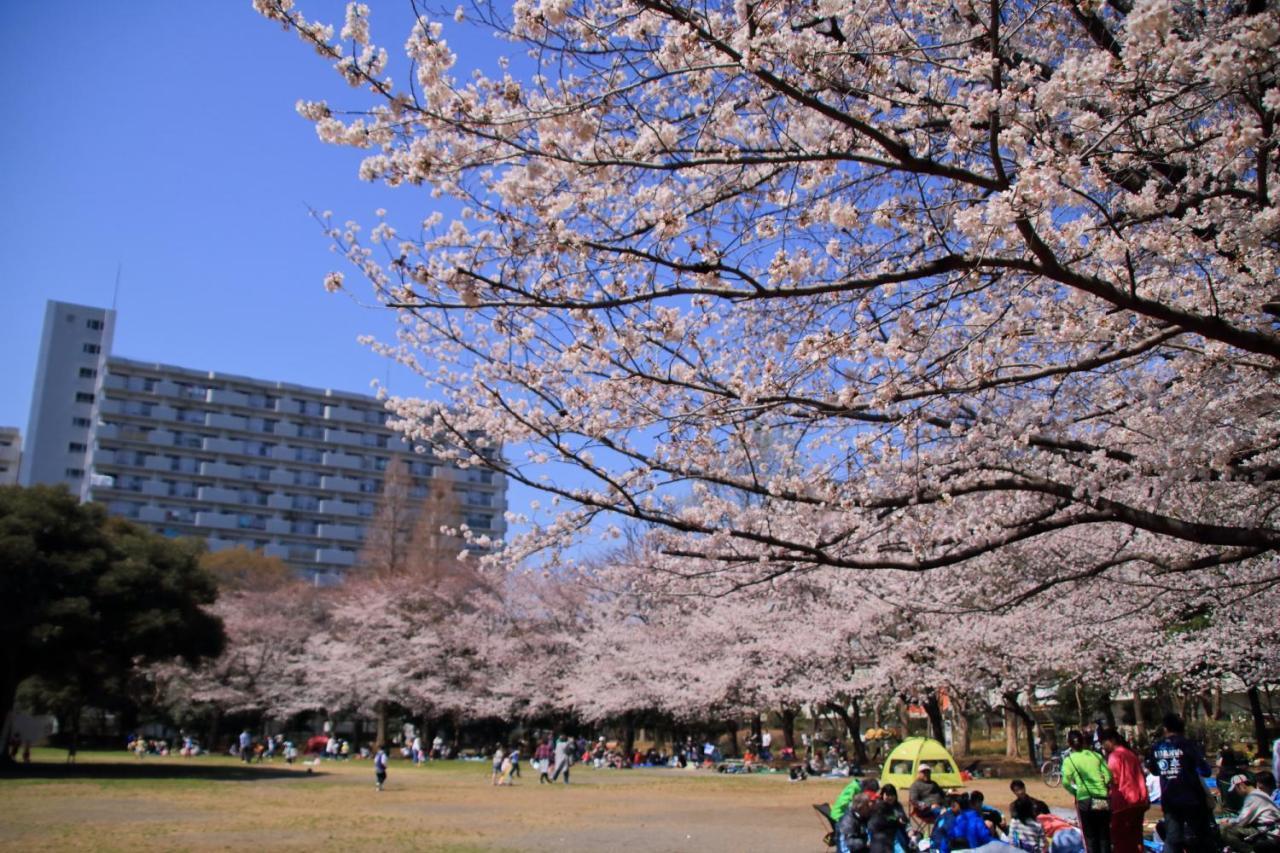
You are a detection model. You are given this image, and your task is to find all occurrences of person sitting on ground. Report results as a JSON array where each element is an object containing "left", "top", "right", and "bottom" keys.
[
  {"left": 909, "top": 764, "right": 947, "bottom": 825},
  {"left": 933, "top": 794, "right": 966, "bottom": 853},
  {"left": 949, "top": 792, "right": 996, "bottom": 851},
  {"left": 831, "top": 777, "right": 864, "bottom": 824},
  {"left": 1008, "top": 780, "right": 1050, "bottom": 853},
  {"left": 873, "top": 783, "right": 912, "bottom": 853},
  {"left": 837, "top": 793, "right": 876, "bottom": 853},
  {"left": 1220, "top": 772, "right": 1280, "bottom": 853},
  {"left": 970, "top": 790, "right": 1005, "bottom": 837}
]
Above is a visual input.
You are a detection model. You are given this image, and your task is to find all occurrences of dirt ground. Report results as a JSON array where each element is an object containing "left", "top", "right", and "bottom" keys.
[{"left": 0, "top": 751, "right": 1079, "bottom": 852}]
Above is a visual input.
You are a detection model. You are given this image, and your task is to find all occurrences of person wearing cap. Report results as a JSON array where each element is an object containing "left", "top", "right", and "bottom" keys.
[
  {"left": 1220, "top": 772, "right": 1280, "bottom": 853},
  {"left": 909, "top": 763, "right": 946, "bottom": 827}
]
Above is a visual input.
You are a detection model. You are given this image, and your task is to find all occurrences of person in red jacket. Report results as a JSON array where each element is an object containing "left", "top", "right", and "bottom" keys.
[{"left": 1101, "top": 728, "right": 1150, "bottom": 853}]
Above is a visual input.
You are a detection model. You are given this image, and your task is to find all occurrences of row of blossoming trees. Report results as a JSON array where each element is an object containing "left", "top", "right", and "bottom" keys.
[
  {"left": 149, "top": 518, "right": 1279, "bottom": 758},
  {"left": 171, "top": 0, "right": 1280, "bottom": 753}
]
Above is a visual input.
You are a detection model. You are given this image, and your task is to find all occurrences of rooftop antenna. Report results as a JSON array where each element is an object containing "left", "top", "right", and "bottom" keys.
[{"left": 111, "top": 262, "right": 123, "bottom": 311}]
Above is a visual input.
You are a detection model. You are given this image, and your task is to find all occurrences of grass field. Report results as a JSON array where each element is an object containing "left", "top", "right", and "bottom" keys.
[{"left": 0, "top": 750, "right": 1078, "bottom": 852}]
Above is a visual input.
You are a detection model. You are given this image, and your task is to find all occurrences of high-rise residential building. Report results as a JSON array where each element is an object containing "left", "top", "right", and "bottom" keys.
[
  {"left": 0, "top": 427, "right": 21, "bottom": 486},
  {"left": 22, "top": 300, "right": 506, "bottom": 581},
  {"left": 19, "top": 301, "right": 114, "bottom": 490}
]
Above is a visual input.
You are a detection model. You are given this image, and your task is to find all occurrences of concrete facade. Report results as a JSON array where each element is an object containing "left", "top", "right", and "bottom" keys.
[
  {"left": 0, "top": 426, "right": 21, "bottom": 486},
  {"left": 22, "top": 301, "right": 505, "bottom": 580},
  {"left": 19, "top": 301, "right": 114, "bottom": 490}
]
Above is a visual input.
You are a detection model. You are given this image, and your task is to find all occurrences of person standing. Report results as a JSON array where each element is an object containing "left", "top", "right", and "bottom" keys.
[
  {"left": 535, "top": 737, "right": 553, "bottom": 783},
  {"left": 1100, "top": 728, "right": 1148, "bottom": 853},
  {"left": 490, "top": 744, "right": 505, "bottom": 786},
  {"left": 1146, "top": 714, "right": 1216, "bottom": 853},
  {"left": 239, "top": 729, "right": 252, "bottom": 763},
  {"left": 508, "top": 744, "right": 522, "bottom": 780},
  {"left": 1062, "top": 730, "right": 1113, "bottom": 853},
  {"left": 550, "top": 734, "right": 572, "bottom": 784},
  {"left": 374, "top": 743, "right": 388, "bottom": 791}
]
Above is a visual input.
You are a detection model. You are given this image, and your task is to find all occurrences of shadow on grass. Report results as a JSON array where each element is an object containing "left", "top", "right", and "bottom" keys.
[{"left": 0, "top": 761, "right": 326, "bottom": 782}]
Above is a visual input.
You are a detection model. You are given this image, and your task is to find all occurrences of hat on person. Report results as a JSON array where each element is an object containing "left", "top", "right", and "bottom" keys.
[
  {"left": 1229, "top": 774, "right": 1251, "bottom": 789},
  {"left": 919, "top": 763, "right": 932, "bottom": 773}
]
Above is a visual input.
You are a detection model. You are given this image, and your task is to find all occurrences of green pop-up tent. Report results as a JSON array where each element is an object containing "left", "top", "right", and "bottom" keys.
[{"left": 880, "top": 736, "right": 963, "bottom": 790}]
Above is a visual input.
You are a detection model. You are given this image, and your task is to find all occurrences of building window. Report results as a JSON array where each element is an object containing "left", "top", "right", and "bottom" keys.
[
  {"left": 72, "top": 416, "right": 92, "bottom": 428},
  {"left": 65, "top": 468, "right": 84, "bottom": 478},
  {"left": 68, "top": 442, "right": 87, "bottom": 453},
  {"left": 79, "top": 367, "right": 98, "bottom": 379},
  {"left": 86, "top": 319, "right": 104, "bottom": 330},
  {"left": 75, "top": 392, "right": 95, "bottom": 404},
  {"left": 83, "top": 343, "right": 101, "bottom": 354}
]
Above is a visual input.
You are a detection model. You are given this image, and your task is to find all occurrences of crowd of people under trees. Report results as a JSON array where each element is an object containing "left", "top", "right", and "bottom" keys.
[{"left": 827, "top": 716, "right": 1280, "bottom": 853}]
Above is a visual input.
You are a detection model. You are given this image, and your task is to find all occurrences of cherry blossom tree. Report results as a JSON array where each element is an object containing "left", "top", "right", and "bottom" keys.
[{"left": 256, "top": 0, "right": 1280, "bottom": 605}]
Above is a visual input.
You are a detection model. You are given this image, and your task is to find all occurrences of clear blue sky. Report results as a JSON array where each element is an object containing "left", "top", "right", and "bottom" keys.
[{"left": 0, "top": 0, "right": 555, "bottom": 544}]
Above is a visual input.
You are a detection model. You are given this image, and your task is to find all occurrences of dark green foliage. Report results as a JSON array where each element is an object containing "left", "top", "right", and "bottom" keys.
[{"left": 0, "top": 485, "right": 224, "bottom": 750}]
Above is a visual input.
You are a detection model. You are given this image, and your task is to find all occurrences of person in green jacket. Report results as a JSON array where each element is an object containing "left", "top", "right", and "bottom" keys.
[
  {"left": 831, "top": 777, "right": 864, "bottom": 823},
  {"left": 1062, "top": 730, "right": 1114, "bottom": 853}
]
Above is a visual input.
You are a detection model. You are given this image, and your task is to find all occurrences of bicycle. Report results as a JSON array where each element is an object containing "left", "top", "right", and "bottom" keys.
[{"left": 1040, "top": 754, "right": 1063, "bottom": 788}]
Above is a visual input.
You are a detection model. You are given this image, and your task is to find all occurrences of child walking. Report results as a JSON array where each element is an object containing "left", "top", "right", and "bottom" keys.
[{"left": 374, "top": 743, "right": 388, "bottom": 791}]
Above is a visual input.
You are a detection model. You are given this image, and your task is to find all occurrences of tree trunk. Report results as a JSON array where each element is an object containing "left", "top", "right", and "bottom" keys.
[
  {"left": 1075, "top": 683, "right": 1086, "bottom": 729},
  {"left": 1004, "top": 692, "right": 1038, "bottom": 765},
  {"left": 953, "top": 702, "right": 972, "bottom": 757},
  {"left": 0, "top": 673, "right": 19, "bottom": 765},
  {"left": 923, "top": 691, "right": 945, "bottom": 743},
  {"left": 375, "top": 702, "right": 388, "bottom": 750},
  {"left": 724, "top": 719, "right": 739, "bottom": 758},
  {"left": 1100, "top": 691, "right": 1116, "bottom": 727},
  {"left": 781, "top": 708, "right": 797, "bottom": 751},
  {"left": 1212, "top": 687, "right": 1224, "bottom": 721},
  {"left": 1005, "top": 704, "right": 1018, "bottom": 758},
  {"left": 624, "top": 714, "right": 637, "bottom": 763},
  {"left": 750, "top": 713, "right": 763, "bottom": 750},
  {"left": 207, "top": 707, "right": 222, "bottom": 755},
  {"left": 896, "top": 696, "right": 910, "bottom": 737},
  {"left": 849, "top": 699, "right": 868, "bottom": 765},
  {"left": 1133, "top": 690, "right": 1145, "bottom": 739},
  {"left": 1247, "top": 686, "right": 1270, "bottom": 760}
]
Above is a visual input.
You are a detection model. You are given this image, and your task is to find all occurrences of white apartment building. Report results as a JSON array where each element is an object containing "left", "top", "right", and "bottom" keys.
[
  {"left": 0, "top": 427, "right": 21, "bottom": 486},
  {"left": 19, "top": 301, "right": 114, "bottom": 490},
  {"left": 22, "top": 301, "right": 506, "bottom": 580}
]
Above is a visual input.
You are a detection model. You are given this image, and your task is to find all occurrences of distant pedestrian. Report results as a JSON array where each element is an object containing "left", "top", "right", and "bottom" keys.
[
  {"left": 509, "top": 744, "right": 522, "bottom": 779},
  {"left": 551, "top": 735, "right": 572, "bottom": 784},
  {"left": 239, "top": 729, "right": 252, "bottom": 763},
  {"left": 536, "top": 737, "right": 553, "bottom": 783},
  {"left": 374, "top": 744, "right": 388, "bottom": 791},
  {"left": 491, "top": 744, "right": 505, "bottom": 786}
]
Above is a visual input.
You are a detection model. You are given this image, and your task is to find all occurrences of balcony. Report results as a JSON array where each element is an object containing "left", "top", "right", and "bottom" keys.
[
  {"left": 194, "top": 511, "right": 236, "bottom": 529},
  {"left": 318, "top": 499, "right": 360, "bottom": 516},
  {"left": 315, "top": 548, "right": 356, "bottom": 567},
  {"left": 320, "top": 475, "right": 359, "bottom": 493},
  {"left": 322, "top": 451, "right": 362, "bottom": 470}
]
